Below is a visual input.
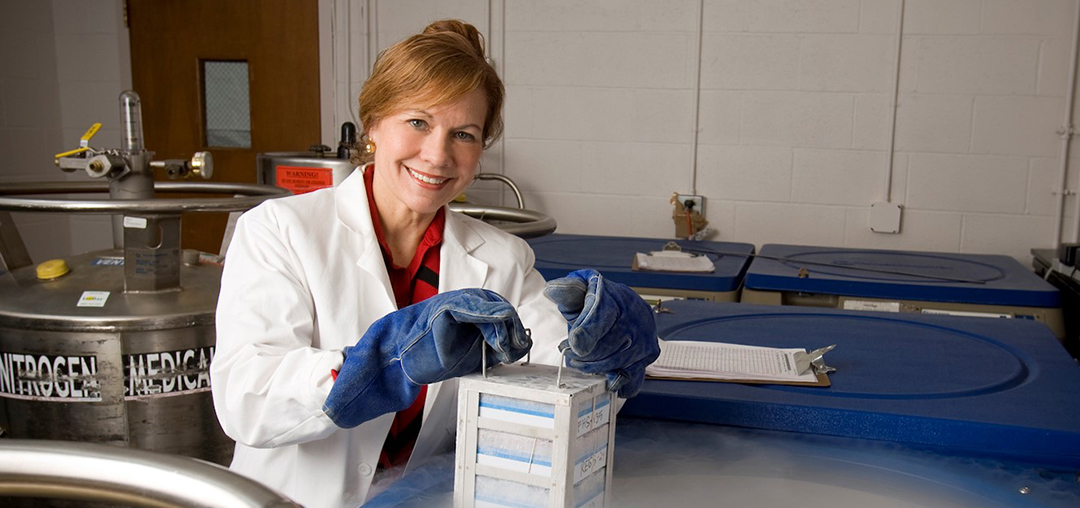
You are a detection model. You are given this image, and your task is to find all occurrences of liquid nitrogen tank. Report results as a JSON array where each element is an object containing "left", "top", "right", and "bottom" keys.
[{"left": 0, "top": 91, "right": 287, "bottom": 466}]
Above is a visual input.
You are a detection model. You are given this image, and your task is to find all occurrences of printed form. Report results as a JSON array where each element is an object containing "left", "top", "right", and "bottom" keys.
[
  {"left": 633, "top": 252, "right": 715, "bottom": 273},
  {"left": 646, "top": 340, "right": 820, "bottom": 383}
]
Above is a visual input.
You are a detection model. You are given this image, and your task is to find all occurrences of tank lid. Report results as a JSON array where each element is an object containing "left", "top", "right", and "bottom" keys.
[
  {"left": 36, "top": 259, "right": 70, "bottom": 280},
  {"left": 0, "top": 249, "right": 221, "bottom": 331}
]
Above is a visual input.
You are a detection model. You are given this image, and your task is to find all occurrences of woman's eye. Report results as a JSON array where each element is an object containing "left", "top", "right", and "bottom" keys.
[
  {"left": 454, "top": 131, "right": 477, "bottom": 142},
  {"left": 408, "top": 119, "right": 427, "bottom": 130}
]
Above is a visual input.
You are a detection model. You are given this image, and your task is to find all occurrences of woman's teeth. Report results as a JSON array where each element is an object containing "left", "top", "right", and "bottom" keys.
[{"left": 408, "top": 168, "right": 447, "bottom": 185}]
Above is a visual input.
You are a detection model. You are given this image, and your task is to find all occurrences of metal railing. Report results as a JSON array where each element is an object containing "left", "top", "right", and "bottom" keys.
[
  {"left": 0, "top": 439, "right": 301, "bottom": 507},
  {"left": 451, "top": 173, "right": 556, "bottom": 238}
]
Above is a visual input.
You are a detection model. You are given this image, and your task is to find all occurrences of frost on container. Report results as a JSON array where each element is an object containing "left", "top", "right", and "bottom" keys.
[{"left": 455, "top": 363, "right": 615, "bottom": 508}]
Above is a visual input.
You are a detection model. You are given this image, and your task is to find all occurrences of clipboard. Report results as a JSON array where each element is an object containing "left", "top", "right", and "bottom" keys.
[
  {"left": 631, "top": 251, "right": 715, "bottom": 273},
  {"left": 644, "top": 340, "right": 835, "bottom": 388}
]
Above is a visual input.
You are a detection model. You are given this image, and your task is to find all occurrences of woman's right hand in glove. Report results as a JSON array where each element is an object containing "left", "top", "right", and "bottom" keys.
[{"left": 322, "top": 288, "right": 531, "bottom": 428}]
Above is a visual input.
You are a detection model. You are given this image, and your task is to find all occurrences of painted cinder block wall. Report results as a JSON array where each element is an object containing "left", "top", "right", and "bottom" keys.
[
  {"left": 3, "top": 0, "right": 1078, "bottom": 265},
  {"left": 347, "top": 0, "right": 1080, "bottom": 263},
  {"left": 0, "top": 0, "right": 125, "bottom": 263}
]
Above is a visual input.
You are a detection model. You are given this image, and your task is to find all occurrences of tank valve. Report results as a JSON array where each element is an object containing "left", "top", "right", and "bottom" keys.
[
  {"left": 153, "top": 151, "right": 215, "bottom": 180},
  {"left": 85, "top": 154, "right": 129, "bottom": 179},
  {"left": 189, "top": 151, "right": 214, "bottom": 179},
  {"left": 54, "top": 123, "right": 108, "bottom": 173}
]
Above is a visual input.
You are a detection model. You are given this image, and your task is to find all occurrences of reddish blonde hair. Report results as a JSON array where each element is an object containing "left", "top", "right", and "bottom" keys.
[{"left": 355, "top": 19, "right": 504, "bottom": 164}]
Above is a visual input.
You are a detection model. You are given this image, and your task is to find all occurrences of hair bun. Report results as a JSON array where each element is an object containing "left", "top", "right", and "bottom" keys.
[{"left": 422, "top": 19, "right": 486, "bottom": 58}]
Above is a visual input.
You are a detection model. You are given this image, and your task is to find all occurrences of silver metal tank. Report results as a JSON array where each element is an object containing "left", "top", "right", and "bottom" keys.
[
  {"left": 0, "top": 249, "right": 229, "bottom": 462},
  {"left": 0, "top": 180, "right": 287, "bottom": 468},
  {"left": 0, "top": 91, "right": 288, "bottom": 469}
]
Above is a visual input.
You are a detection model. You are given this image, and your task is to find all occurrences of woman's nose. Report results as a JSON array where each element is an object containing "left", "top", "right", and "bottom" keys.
[{"left": 420, "top": 134, "right": 452, "bottom": 168}]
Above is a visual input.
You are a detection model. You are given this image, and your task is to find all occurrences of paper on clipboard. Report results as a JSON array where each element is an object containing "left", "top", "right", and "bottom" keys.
[
  {"left": 632, "top": 251, "right": 714, "bottom": 273},
  {"left": 645, "top": 340, "right": 831, "bottom": 387}
]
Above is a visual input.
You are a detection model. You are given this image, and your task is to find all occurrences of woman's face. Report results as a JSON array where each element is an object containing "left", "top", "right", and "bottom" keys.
[{"left": 368, "top": 88, "right": 487, "bottom": 221}]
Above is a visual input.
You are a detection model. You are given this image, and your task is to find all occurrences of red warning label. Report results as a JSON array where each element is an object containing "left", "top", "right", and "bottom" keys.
[{"left": 276, "top": 166, "right": 334, "bottom": 194}]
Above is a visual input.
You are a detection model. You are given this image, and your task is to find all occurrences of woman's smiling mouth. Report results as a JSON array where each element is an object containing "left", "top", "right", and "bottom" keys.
[{"left": 407, "top": 166, "right": 448, "bottom": 185}]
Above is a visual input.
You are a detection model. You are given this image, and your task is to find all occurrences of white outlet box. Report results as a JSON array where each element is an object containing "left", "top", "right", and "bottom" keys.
[
  {"left": 870, "top": 202, "right": 902, "bottom": 234},
  {"left": 676, "top": 194, "right": 704, "bottom": 217}
]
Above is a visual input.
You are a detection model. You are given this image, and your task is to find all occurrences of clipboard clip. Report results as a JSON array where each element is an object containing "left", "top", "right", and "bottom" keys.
[
  {"left": 662, "top": 241, "right": 683, "bottom": 252},
  {"left": 794, "top": 344, "right": 836, "bottom": 375}
]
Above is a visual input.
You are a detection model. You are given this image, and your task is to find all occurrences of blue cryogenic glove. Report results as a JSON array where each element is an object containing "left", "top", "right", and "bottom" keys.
[
  {"left": 323, "top": 288, "right": 531, "bottom": 428},
  {"left": 544, "top": 269, "right": 660, "bottom": 398}
]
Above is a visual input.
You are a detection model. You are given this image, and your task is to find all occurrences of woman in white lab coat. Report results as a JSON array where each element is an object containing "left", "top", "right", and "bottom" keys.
[{"left": 211, "top": 19, "right": 658, "bottom": 508}]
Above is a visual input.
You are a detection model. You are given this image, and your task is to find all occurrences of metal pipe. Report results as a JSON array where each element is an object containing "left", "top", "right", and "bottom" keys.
[
  {"left": 0, "top": 182, "right": 289, "bottom": 214},
  {"left": 1054, "top": 0, "right": 1080, "bottom": 245},
  {"left": 0, "top": 439, "right": 299, "bottom": 507},
  {"left": 882, "top": 0, "right": 907, "bottom": 203},
  {"left": 448, "top": 203, "right": 556, "bottom": 238},
  {"left": 689, "top": 0, "right": 704, "bottom": 194},
  {"left": 475, "top": 173, "right": 525, "bottom": 209}
]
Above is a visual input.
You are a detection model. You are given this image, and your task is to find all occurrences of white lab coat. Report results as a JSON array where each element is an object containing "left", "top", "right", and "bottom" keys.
[{"left": 211, "top": 168, "right": 566, "bottom": 508}]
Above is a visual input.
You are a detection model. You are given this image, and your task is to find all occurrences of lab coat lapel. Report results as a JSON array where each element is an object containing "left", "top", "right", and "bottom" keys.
[
  {"left": 438, "top": 208, "right": 490, "bottom": 294},
  {"left": 334, "top": 168, "right": 396, "bottom": 313}
]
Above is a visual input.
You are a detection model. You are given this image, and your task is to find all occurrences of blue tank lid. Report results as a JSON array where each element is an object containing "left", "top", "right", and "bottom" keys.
[
  {"left": 621, "top": 300, "right": 1080, "bottom": 468},
  {"left": 743, "top": 244, "right": 1060, "bottom": 307},
  {"left": 527, "top": 234, "right": 755, "bottom": 293}
]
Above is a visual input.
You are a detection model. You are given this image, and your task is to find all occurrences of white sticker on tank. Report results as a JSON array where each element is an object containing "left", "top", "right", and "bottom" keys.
[
  {"left": 77, "top": 291, "right": 110, "bottom": 307},
  {"left": 921, "top": 309, "right": 1012, "bottom": 319},
  {"left": 0, "top": 352, "right": 101, "bottom": 401},
  {"left": 842, "top": 300, "right": 900, "bottom": 313},
  {"left": 123, "top": 216, "right": 147, "bottom": 229}
]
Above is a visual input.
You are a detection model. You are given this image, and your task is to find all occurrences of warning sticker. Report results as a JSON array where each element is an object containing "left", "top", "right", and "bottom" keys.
[{"left": 277, "top": 166, "right": 334, "bottom": 194}]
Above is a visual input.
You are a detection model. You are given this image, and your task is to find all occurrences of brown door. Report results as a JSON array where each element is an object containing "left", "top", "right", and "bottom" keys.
[{"left": 127, "top": 0, "right": 321, "bottom": 253}]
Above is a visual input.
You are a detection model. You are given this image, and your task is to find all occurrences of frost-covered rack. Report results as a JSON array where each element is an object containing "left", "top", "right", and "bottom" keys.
[{"left": 454, "top": 363, "right": 614, "bottom": 508}]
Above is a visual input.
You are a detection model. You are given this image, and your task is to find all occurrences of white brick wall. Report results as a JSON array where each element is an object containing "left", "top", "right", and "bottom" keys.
[
  {"left": 906, "top": 153, "right": 1030, "bottom": 213},
  {"left": 326, "top": 0, "right": 1080, "bottom": 263},
  {"left": 0, "top": 1, "right": 128, "bottom": 263},
  {"left": 6, "top": 0, "right": 1080, "bottom": 265},
  {"left": 0, "top": 0, "right": 69, "bottom": 263},
  {"left": 493, "top": 0, "right": 1080, "bottom": 262},
  {"left": 697, "top": 145, "right": 793, "bottom": 202}
]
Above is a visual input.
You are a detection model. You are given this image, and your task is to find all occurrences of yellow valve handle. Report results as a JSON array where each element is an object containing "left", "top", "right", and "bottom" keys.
[
  {"left": 54, "top": 146, "right": 89, "bottom": 159},
  {"left": 54, "top": 123, "right": 102, "bottom": 159},
  {"left": 80, "top": 123, "right": 101, "bottom": 147}
]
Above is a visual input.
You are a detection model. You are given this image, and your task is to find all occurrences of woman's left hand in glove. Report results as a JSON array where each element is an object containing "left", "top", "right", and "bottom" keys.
[{"left": 543, "top": 269, "right": 660, "bottom": 398}]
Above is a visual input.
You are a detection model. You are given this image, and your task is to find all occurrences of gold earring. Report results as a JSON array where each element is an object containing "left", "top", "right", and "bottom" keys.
[{"left": 364, "top": 140, "right": 376, "bottom": 154}]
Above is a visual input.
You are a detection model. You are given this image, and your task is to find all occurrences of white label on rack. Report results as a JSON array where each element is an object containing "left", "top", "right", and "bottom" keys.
[
  {"left": 842, "top": 300, "right": 900, "bottom": 313},
  {"left": 576, "top": 396, "right": 612, "bottom": 436},
  {"left": 123, "top": 216, "right": 147, "bottom": 229},
  {"left": 77, "top": 291, "right": 110, "bottom": 307},
  {"left": 574, "top": 449, "right": 607, "bottom": 483}
]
